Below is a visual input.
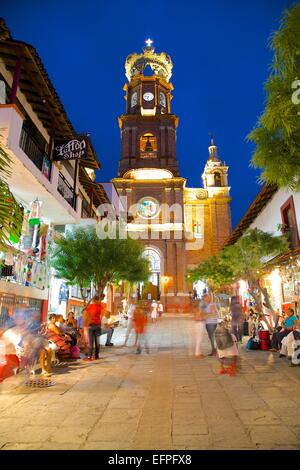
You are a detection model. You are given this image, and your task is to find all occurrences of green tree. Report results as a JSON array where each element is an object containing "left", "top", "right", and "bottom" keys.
[
  {"left": 248, "top": 4, "right": 300, "bottom": 189},
  {"left": 51, "top": 226, "right": 150, "bottom": 301},
  {"left": 190, "top": 229, "right": 288, "bottom": 331},
  {"left": 189, "top": 255, "right": 234, "bottom": 294},
  {"left": 221, "top": 229, "right": 288, "bottom": 331},
  {"left": 0, "top": 144, "right": 23, "bottom": 247}
]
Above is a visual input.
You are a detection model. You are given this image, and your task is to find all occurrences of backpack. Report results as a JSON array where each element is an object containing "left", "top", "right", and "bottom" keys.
[
  {"left": 246, "top": 336, "right": 260, "bottom": 350},
  {"left": 215, "top": 325, "right": 234, "bottom": 350}
]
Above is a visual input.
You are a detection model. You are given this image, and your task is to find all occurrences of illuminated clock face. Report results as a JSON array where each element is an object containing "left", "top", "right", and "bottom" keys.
[
  {"left": 160, "top": 92, "right": 166, "bottom": 107},
  {"left": 137, "top": 197, "right": 160, "bottom": 219},
  {"left": 131, "top": 92, "right": 137, "bottom": 108},
  {"left": 143, "top": 92, "right": 154, "bottom": 102}
]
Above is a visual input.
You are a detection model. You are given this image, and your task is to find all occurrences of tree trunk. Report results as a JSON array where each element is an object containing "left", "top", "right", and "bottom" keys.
[
  {"left": 258, "top": 284, "right": 278, "bottom": 326},
  {"left": 79, "top": 285, "right": 89, "bottom": 307},
  {"left": 248, "top": 279, "right": 273, "bottom": 333},
  {"left": 96, "top": 281, "right": 107, "bottom": 297}
]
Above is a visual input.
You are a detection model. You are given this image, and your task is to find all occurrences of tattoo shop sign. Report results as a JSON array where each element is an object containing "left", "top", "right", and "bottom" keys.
[{"left": 53, "top": 137, "right": 88, "bottom": 161}]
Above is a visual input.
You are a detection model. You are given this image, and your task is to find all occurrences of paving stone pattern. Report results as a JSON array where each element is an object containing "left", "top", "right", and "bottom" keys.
[{"left": 0, "top": 315, "right": 300, "bottom": 450}]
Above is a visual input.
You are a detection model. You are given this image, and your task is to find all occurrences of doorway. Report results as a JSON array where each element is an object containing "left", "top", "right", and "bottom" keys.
[
  {"left": 139, "top": 248, "right": 161, "bottom": 301},
  {"left": 192, "top": 280, "right": 207, "bottom": 299}
]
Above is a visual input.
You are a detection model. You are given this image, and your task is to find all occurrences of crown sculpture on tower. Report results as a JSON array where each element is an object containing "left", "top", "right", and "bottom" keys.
[{"left": 125, "top": 39, "right": 173, "bottom": 83}]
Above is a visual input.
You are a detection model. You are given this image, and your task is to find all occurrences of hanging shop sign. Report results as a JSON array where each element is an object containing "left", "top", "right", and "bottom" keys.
[{"left": 52, "top": 136, "right": 88, "bottom": 161}]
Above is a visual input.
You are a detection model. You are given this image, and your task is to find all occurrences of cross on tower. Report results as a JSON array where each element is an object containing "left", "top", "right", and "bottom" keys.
[{"left": 145, "top": 38, "right": 154, "bottom": 48}]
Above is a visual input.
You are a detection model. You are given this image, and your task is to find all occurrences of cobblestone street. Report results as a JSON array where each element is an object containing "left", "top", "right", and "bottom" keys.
[{"left": 1, "top": 315, "right": 300, "bottom": 450}]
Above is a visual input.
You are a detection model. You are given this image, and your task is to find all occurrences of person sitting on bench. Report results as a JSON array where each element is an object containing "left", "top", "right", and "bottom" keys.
[{"left": 100, "top": 310, "right": 116, "bottom": 346}]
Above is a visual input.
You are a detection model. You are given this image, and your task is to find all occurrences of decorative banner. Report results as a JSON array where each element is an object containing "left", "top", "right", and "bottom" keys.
[{"left": 52, "top": 136, "right": 88, "bottom": 161}]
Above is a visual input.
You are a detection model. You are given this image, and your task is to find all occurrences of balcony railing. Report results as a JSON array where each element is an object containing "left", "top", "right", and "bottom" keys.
[
  {"left": 57, "top": 172, "right": 77, "bottom": 210},
  {"left": 81, "top": 198, "right": 90, "bottom": 218},
  {"left": 19, "top": 127, "right": 51, "bottom": 180}
]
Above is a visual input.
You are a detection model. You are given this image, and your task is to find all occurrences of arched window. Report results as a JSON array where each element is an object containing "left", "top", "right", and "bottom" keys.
[
  {"left": 140, "top": 133, "right": 157, "bottom": 158},
  {"left": 143, "top": 248, "right": 161, "bottom": 273},
  {"left": 214, "top": 172, "right": 222, "bottom": 187}
]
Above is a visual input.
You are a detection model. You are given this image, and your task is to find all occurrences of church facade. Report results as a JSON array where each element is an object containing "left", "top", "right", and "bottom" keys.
[{"left": 112, "top": 42, "right": 231, "bottom": 311}]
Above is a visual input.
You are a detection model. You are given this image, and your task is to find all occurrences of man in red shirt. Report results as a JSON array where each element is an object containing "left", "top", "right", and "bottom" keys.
[{"left": 83, "top": 295, "right": 105, "bottom": 361}]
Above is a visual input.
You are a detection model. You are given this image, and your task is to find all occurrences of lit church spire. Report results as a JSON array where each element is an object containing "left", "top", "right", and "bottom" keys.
[{"left": 208, "top": 132, "right": 220, "bottom": 161}]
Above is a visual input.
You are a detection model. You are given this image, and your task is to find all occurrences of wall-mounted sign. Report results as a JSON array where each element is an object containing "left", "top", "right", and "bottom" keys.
[{"left": 52, "top": 137, "right": 88, "bottom": 161}]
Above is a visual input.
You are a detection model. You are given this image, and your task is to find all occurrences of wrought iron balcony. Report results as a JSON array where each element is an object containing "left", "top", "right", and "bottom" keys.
[
  {"left": 57, "top": 172, "right": 77, "bottom": 210},
  {"left": 19, "top": 127, "right": 51, "bottom": 180}
]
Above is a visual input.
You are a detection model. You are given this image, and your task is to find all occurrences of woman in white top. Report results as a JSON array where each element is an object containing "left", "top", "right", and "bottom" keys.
[
  {"left": 151, "top": 300, "right": 158, "bottom": 323},
  {"left": 124, "top": 300, "right": 137, "bottom": 346},
  {"left": 203, "top": 293, "right": 219, "bottom": 356}
]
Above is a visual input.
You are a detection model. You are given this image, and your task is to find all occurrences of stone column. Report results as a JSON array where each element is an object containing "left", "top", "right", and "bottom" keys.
[
  {"left": 166, "top": 241, "right": 175, "bottom": 296},
  {"left": 174, "top": 188, "right": 183, "bottom": 240},
  {"left": 176, "top": 241, "right": 186, "bottom": 296},
  {"left": 160, "top": 126, "right": 166, "bottom": 156},
  {"left": 132, "top": 126, "right": 137, "bottom": 157},
  {"left": 163, "top": 187, "right": 172, "bottom": 234}
]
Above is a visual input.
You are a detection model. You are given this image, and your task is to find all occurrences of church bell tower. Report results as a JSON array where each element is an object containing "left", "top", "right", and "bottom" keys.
[
  {"left": 118, "top": 39, "right": 179, "bottom": 176},
  {"left": 112, "top": 41, "right": 232, "bottom": 312}
]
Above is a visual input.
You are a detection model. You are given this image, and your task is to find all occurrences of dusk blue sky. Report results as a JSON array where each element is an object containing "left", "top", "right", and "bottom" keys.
[{"left": 2, "top": 0, "right": 295, "bottom": 228}]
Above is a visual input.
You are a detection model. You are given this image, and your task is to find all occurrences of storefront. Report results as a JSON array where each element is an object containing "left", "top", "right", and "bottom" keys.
[
  {"left": 0, "top": 198, "right": 53, "bottom": 325},
  {"left": 237, "top": 253, "right": 300, "bottom": 328},
  {"left": 279, "top": 259, "right": 300, "bottom": 315}
]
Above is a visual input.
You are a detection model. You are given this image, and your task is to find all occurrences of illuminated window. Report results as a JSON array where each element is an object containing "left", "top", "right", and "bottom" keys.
[
  {"left": 281, "top": 196, "right": 300, "bottom": 248},
  {"left": 137, "top": 197, "right": 160, "bottom": 219},
  {"left": 143, "top": 249, "right": 161, "bottom": 272},
  {"left": 214, "top": 172, "right": 222, "bottom": 187},
  {"left": 131, "top": 92, "right": 138, "bottom": 108},
  {"left": 140, "top": 133, "right": 157, "bottom": 158}
]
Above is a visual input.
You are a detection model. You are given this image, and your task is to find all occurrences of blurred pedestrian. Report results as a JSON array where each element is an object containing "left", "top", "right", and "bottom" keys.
[
  {"left": 124, "top": 298, "right": 137, "bottom": 346},
  {"left": 76, "top": 311, "right": 85, "bottom": 350},
  {"left": 215, "top": 321, "right": 239, "bottom": 376},
  {"left": 193, "top": 300, "right": 206, "bottom": 359},
  {"left": 230, "top": 296, "right": 243, "bottom": 343},
  {"left": 83, "top": 295, "right": 102, "bottom": 361},
  {"left": 133, "top": 303, "right": 149, "bottom": 354},
  {"left": 203, "top": 293, "right": 219, "bottom": 356},
  {"left": 151, "top": 300, "right": 158, "bottom": 323}
]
